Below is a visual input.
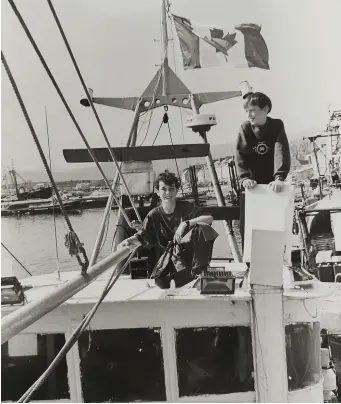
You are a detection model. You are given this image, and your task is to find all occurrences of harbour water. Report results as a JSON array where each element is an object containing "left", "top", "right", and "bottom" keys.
[
  {"left": 1, "top": 209, "right": 119, "bottom": 278},
  {"left": 1, "top": 208, "right": 234, "bottom": 279}
]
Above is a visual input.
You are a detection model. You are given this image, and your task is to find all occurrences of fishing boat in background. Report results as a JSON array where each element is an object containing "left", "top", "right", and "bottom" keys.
[
  {"left": 1, "top": 0, "right": 340, "bottom": 402},
  {"left": 294, "top": 109, "right": 341, "bottom": 283}
]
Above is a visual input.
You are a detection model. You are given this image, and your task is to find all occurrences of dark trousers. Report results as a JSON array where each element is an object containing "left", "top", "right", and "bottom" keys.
[{"left": 154, "top": 225, "right": 216, "bottom": 289}]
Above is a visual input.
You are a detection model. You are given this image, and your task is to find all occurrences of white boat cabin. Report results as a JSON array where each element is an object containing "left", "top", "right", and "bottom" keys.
[{"left": 1, "top": 264, "right": 329, "bottom": 403}]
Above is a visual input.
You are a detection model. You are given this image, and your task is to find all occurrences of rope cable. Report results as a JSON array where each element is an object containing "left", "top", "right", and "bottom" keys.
[
  {"left": 1, "top": 243, "right": 32, "bottom": 276},
  {"left": 138, "top": 66, "right": 163, "bottom": 146},
  {"left": 45, "top": 106, "right": 61, "bottom": 279},
  {"left": 169, "top": 13, "right": 186, "bottom": 144},
  {"left": 47, "top": 0, "right": 142, "bottom": 224},
  {"left": 167, "top": 121, "right": 185, "bottom": 197},
  {"left": 151, "top": 119, "right": 165, "bottom": 146},
  {"left": 138, "top": 109, "right": 154, "bottom": 146},
  {"left": 19, "top": 248, "right": 137, "bottom": 403},
  {"left": 7, "top": 0, "right": 133, "bottom": 228},
  {"left": 1, "top": 50, "right": 88, "bottom": 272}
]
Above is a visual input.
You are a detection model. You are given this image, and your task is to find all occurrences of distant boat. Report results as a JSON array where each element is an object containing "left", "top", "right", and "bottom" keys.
[{"left": 1, "top": 196, "right": 82, "bottom": 216}]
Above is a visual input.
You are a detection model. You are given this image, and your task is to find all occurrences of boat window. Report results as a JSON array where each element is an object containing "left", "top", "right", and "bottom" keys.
[
  {"left": 175, "top": 326, "right": 254, "bottom": 397},
  {"left": 78, "top": 328, "right": 166, "bottom": 402},
  {"left": 1, "top": 333, "right": 69, "bottom": 401},
  {"left": 286, "top": 322, "right": 321, "bottom": 390}
]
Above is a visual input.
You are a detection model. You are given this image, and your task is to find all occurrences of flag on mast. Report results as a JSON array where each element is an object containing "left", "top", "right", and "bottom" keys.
[{"left": 172, "top": 14, "right": 270, "bottom": 70}]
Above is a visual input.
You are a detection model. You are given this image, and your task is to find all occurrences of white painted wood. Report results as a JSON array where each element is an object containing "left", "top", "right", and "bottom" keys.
[
  {"left": 1, "top": 246, "right": 136, "bottom": 343},
  {"left": 283, "top": 299, "right": 320, "bottom": 323},
  {"left": 66, "top": 300, "right": 251, "bottom": 331},
  {"left": 249, "top": 230, "right": 286, "bottom": 287},
  {"left": 243, "top": 185, "right": 294, "bottom": 265},
  {"left": 251, "top": 287, "right": 288, "bottom": 402},
  {"left": 178, "top": 390, "right": 255, "bottom": 402},
  {"left": 161, "top": 324, "right": 179, "bottom": 402},
  {"left": 8, "top": 333, "right": 37, "bottom": 356},
  {"left": 287, "top": 380, "right": 324, "bottom": 403},
  {"left": 65, "top": 324, "right": 84, "bottom": 403},
  {"left": 248, "top": 194, "right": 289, "bottom": 403},
  {"left": 2, "top": 299, "right": 251, "bottom": 336}
]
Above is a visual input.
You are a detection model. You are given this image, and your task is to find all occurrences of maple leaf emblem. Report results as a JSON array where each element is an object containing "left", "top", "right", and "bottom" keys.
[{"left": 206, "top": 28, "right": 237, "bottom": 55}]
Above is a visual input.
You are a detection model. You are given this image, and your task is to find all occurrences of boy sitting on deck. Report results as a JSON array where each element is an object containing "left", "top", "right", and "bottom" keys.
[
  {"left": 235, "top": 92, "right": 291, "bottom": 248},
  {"left": 117, "top": 171, "right": 218, "bottom": 289}
]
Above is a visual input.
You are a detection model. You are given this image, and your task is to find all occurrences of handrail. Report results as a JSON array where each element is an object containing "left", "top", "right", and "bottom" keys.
[{"left": 1, "top": 246, "right": 136, "bottom": 344}]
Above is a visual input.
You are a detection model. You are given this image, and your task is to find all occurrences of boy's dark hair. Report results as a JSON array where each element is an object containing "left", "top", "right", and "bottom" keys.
[
  {"left": 243, "top": 92, "right": 272, "bottom": 113},
  {"left": 154, "top": 171, "right": 180, "bottom": 190}
]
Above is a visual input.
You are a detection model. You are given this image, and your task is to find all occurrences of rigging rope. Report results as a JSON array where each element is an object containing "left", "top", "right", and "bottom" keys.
[
  {"left": 169, "top": 12, "right": 187, "bottom": 145},
  {"left": 138, "top": 109, "right": 154, "bottom": 146},
  {"left": 1, "top": 243, "right": 32, "bottom": 276},
  {"left": 47, "top": 0, "right": 142, "bottom": 224},
  {"left": 167, "top": 120, "right": 185, "bottom": 198},
  {"left": 18, "top": 248, "right": 137, "bottom": 403},
  {"left": 1, "top": 51, "right": 89, "bottom": 273},
  {"left": 7, "top": 0, "right": 134, "bottom": 229},
  {"left": 151, "top": 119, "right": 166, "bottom": 146},
  {"left": 45, "top": 106, "right": 61, "bottom": 279},
  {"left": 138, "top": 67, "right": 163, "bottom": 146}
]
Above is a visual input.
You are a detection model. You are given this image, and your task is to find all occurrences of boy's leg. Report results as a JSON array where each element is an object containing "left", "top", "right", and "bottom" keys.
[{"left": 187, "top": 225, "right": 217, "bottom": 275}]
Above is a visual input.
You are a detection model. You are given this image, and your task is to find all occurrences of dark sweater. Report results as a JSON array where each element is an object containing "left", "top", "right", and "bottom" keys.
[{"left": 235, "top": 117, "right": 291, "bottom": 184}]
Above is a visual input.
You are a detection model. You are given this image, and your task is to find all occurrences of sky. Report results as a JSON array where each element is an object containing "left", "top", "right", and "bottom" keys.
[{"left": 1, "top": 0, "right": 341, "bottom": 175}]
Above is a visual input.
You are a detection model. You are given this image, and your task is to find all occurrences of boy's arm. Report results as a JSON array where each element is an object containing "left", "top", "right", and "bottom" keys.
[
  {"left": 188, "top": 214, "right": 213, "bottom": 226},
  {"left": 117, "top": 214, "right": 155, "bottom": 249},
  {"left": 235, "top": 125, "right": 251, "bottom": 184},
  {"left": 274, "top": 121, "right": 291, "bottom": 181}
]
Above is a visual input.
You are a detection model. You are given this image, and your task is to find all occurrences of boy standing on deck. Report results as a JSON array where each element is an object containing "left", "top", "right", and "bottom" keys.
[
  {"left": 235, "top": 92, "right": 291, "bottom": 247},
  {"left": 117, "top": 171, "right": 218, "bottom": 289}
]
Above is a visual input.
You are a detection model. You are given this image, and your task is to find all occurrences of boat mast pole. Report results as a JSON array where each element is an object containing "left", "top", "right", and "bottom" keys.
[
  {"left": 1, "top": 245, "right": 137, "bottom": 343},
  {"left": 312, "top": 140, "right": 323, "bottom": 199},
  {"left": 129, "top": 102, "right": 141, "bottom": 147},
  {"left": 9, "top": 162, "right": 20, "bottom": 199},
  {"left": 161, "top": 0, "right": 168, "bottom": 96},
  {"left": 190, "top": 96, "right": 242, "bottom": 262},
  {"left": 2, "top": 169, "right": 10, "bottom": 194},
  {"left": 89, "top": 100, "right": 141, "bottom": 267}
]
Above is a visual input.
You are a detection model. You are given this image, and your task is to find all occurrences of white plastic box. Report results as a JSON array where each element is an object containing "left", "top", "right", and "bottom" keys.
[{"left": 120, "top": 161, "right": 155, "bottom": 196}]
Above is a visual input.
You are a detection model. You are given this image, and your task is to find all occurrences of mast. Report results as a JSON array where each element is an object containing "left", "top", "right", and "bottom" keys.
[
  {"left": 8, "top": 163, "right": 20, "bottom": 199},
  {"left": 2, "top": 167, "right": 10, "bottom": 194},
  {"left": 190, "top": 95, "right": 242, "bottom": 262},
  {"left": 161, "top": 0, "right": 169, "bottom": 96}
]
